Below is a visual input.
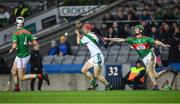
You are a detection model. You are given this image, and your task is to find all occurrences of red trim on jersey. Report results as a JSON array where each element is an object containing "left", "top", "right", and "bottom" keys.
[
  {"left": 15, "top": 29, "right": 31, "bottom": 35},
  {"left": 132, "top": 43, "right": 150, "bottom": 50}
]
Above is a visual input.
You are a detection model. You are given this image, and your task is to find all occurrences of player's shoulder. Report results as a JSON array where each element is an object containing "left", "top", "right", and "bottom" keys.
[
  {"left": 21, "top": 28, "right": 32, "bottom": 34},
  {"left": 126, "top": 36, "right": 135, "bottom": 40},
  {"left": 143, "top": 36, "right": 151, "bottom": 38},
  {"left": 15, "top": 28, "right": 31, "bottom": 35},
  {"left": 143, "top": 36, "right": 154, "bottom": 40}
]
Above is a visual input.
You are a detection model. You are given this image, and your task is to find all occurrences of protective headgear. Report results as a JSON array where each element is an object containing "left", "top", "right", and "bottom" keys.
[
  {"left": 83, "top": 23, "right": 92, "bottom": 30},
  {"left": 15, "top": 16, "right": 25, "bottom": 26},
  {"left": 136, "top": 60, "right": 143, "bottom": 65},
  {"left": 134, "top": 25, "right": 144, "bottom": 31},
  {"left": 33, "top": 36, "right": 38, "bottom": 40}
]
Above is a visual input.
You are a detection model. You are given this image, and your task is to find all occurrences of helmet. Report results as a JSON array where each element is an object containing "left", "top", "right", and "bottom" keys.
[
  {"left": 83, "top": 23, "right": 92, "bottom": 30},
  {"left": 134, "top": 24, "right": 144, "bottom": 31},
  {"left": 16, "top": 16, "right": 25, "bottom": 25},
  {"left": 136, "top": 60, "right": 143, "bottom": 64}
]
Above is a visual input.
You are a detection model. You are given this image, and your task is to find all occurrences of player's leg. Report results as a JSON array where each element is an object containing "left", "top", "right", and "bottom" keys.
[
  {"left": 146, "top": 61, "right": 159, "bottom": 89},
  {"left": 11, "top": 60, "right": 20, "bottom": 91},
  {"left": 143, "top": 53, "right": 159, "bottom": 89},
  {"left": 38, "top": 78, "right": 43, "bottom": 91},
  {"left": 81, "top": 59, "right": 98, "bottom": 90},
  {"left": 30, "top": 78, "right": 35, "bottom": 91},
  {"left": 18, "top": 67, "right": 49, "bottom": 84},
  {"left": 147, "top": 54, "right": 167, "bottom": 80},
  {"left": 17, "top": 56, "right": 49, "bottom": 84},
  {"left": 18, "top": 68, "right": 37, "bottom": 80},
  {"left": 93, "top": 54, "right": 112, "bottom": 90},
  {"left": 38, "top": 69, "right": 43, "bottom": 91},
  {"left": 93, "top": 64, "right": 112, "bottom": 90},
  {"left": 81, "top": 61, "right": 94, "bottom": 81}
]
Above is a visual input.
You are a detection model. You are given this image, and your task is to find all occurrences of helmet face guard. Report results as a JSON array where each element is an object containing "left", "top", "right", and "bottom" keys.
[{"left": 15, "top": 16, "right": 25, "bottom": 26}]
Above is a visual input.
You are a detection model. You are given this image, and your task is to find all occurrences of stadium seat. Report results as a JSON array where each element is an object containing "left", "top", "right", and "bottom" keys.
[
  {"left": 117, "top": 56, "right": 128, "bottom": 64},
  {"left": 102, "top": 50, "right": 108, "bottom": 56},
  {"left": 73, "top": 56, "right": 86, "bottom": 64},
  {"left": 71, "top": 46, "right": 79, "bottom": 55},
  {"left": 119, "top": 46, "right": 130, "bottom": 54},
  {"left": 110, "top": 45, "right": 120, "bottom": 50},
  {"left": 79, "top": 46, "right": 88, "bottom": 51},
  {"left": 53, "top": 56, "right": 64, "bottom": 64},
  {"left": 108, "top": 50, "right": 119, "bottom": 56},
  {"left": 43, "top": 56, "right": 54, "bottom": 64},
  {"left": 62, "top": 55, "right": 75, "bottom": 64},
  {"left": 105, "top": 56, "right": 117, "bottom": 64}
]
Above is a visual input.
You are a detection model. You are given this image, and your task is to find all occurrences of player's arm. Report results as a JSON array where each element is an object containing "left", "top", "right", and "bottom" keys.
[
  {"left": 104, "top": 38, "right": 126, "bottom": 42},
  {"left": 154, "top": 40, "right": 170, "bottom": 48},
  {"left": 9, "top": 34, "right": 17, "bottom": 53},
  {"left": 75, "top": 29, "right": 81, "bottom": 44},
  {"left": 9, "top": 43, "right": 17, "bottom": 53}
]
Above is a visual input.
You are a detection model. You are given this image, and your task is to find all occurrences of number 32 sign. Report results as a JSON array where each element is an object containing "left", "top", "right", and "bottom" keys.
[{"left": 105, "top": 65, "right": 122, "bottom": 90}]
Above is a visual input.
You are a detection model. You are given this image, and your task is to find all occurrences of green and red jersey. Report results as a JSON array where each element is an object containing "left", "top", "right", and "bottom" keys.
[
  {"left": 12, "top": 27, "right": 34, "bottom": 58},
  {"left": 126, "top": 36, "right": 155, "bottom": 58}
]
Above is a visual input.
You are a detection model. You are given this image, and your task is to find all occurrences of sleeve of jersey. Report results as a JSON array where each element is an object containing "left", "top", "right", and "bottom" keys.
[
  {"left": 12, "top": 33, "right": 17, "bottom": 43},
  {"left": 148, "top": 37, "right": 155, "bottom": 45},
  {"left": 80, "top": 36, "right": 89, "bottom": 45},
  {"left": 29, "top": 34, "right": 34, "bottom": 42},
  {"left": 24, "top": 30, "right": 33, "bottom": 41},
  {"left": 126, "top": 37, "right": 133, "bottom": 44}
]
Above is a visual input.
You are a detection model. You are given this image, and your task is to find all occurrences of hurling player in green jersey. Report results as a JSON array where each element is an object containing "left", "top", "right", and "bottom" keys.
[
  {"left": 10, "top": 16, "right": 49, "bottom": 91},
  {"left": 104, "top": 24, "right": 170, "bottom": 90}
]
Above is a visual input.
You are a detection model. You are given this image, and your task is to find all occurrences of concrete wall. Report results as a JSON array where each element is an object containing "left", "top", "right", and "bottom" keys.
[
  {"left": 0, "top": 74, "right": 106, "bottom": 91},
  {"left": 0, "top": 74, "right": 89, "bottom": 91},
  {"left": 0, "top": 64, "right": 179, "bottom": 91}
]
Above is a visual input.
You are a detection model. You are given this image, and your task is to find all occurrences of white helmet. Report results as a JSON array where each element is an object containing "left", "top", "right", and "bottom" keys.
[{"left": 16, "top": 16, "right": 25, "bottom": 26}]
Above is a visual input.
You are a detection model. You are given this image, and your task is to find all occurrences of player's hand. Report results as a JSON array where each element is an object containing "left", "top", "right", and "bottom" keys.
[
  {"left": 75, "top": 29, "right": 80, "bottom": 35},
  {"left": 103, "top": 37, "right": 108, "bottom": 41},
  {"left": 9, "top": 48, "right": 15, "bottom": 53}
]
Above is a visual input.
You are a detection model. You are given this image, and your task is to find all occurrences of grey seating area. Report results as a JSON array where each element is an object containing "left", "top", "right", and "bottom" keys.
[{"left": 43, "top": 44, "right": 169, "bottom": 65}]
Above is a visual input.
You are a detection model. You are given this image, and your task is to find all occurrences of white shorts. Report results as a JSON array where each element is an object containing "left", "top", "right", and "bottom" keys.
[
  {"left": 88, "top": 53, "right": 104, "bottom": 66},
  {"left": 15, "top": 55, "right": 30, "bottom": 69},
  {"left": 142, "top": 52, "right": 156, "bottom": 67}
]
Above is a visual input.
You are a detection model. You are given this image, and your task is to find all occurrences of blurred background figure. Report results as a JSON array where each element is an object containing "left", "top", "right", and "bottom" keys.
[
  {"left": 0, "top": 53, "right": 10, "bottom": 74},
  {"left": 121, "top": 60, "right": 146, "bottom": 90},
  {"left": 168, "top": 26, "right": 180, "bottom": 64},
  {"left": 58, "top": 35, "right": 71, "bottom": 56},
  {"left": 48, "top": 40, "right": 58, "bottom": 56},
  {"left": 0, "top": 5, "right": 10, "bottom": 28},
  {"left": 30, "top": 45, "right": 43, "bottom": 91},
  {"left": 91, "top": 23, "right": 101, "bottom": 36}
]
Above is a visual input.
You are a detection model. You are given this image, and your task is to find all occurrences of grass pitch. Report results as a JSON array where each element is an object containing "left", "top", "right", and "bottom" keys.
[{"left": 0, "top": 90, "right": 180, "bottom": 103}]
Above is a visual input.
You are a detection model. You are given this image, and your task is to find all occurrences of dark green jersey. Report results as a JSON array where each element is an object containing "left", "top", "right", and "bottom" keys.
[
  {"left": 126, "top": 36, "right": 155, "bottom": 58},
  {"left": 12, "top": 27, "right": 34, "bottom": 58}
]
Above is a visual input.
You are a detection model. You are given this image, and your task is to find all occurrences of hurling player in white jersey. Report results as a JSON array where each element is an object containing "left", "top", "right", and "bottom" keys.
[{"left": 75, "top": 23, "right": 112, "bottom": 90}]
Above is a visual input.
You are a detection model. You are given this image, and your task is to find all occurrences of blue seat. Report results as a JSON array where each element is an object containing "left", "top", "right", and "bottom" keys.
[
  {"left": 169, "top": 63, "right": 180, "bottom": 72},
  {"left": 27, "top": 64, "right": 83, "bottom": 74}
]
